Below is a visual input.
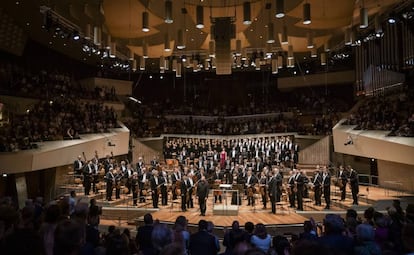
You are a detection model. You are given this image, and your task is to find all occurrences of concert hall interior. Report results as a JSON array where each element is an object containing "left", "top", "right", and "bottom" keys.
[{"left": 1, "top": 0, "right": 414, "bottom": 254}]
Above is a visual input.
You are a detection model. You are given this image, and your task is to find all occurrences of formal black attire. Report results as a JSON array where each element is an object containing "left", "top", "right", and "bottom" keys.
[
  {"left": 83, "top": 163, "right": 92, "bottom": 195},
  {"left": 295, "top": 173, "right": 304, "bottom": 211},
  {"left": 288, "top": 174, "right": 296, "bottom": 208},
  {"left": 213, "top": 171, "right": 223, "bottom": 203},
  {"left": 268, "top": 175, "right": 277, "bottom": 214},
  {"left": 131, "top": 175, "right": 139, "bottom": 206},
  {"left": 197, "top": 179, "right": 209, "bottom": 216},
  {"left": 171, "top": 172, "right": 182, "bottom": 200},
  {"left": 322, "top": 173, "right": 331, "bottom": 209},
  {"left": 338, "top": 169, "right": 348, "bottom": 201},
  {"left": 160, "top": 175, "right": 168, "bottom": 206},
  {"left": 180, "top": 179, "right": 188, "bottom": 211},
  {"left": 186, "top": 178, "right": 195, "bottom": 208},
  {"left": 313, "top": 172, "right": 323, "bottom": 206},
  {"left": 105, "top": 171, "right": 115, "bottom": 201},
  {"left": 245, "top": 175, "right": 257, "bottom": 206},
  {"left": 150, "top": 175, "right": 160, "bottom": 208},
  {"left": 349, "top": 169, "right": 359, "bottom": 205},
  {"left": 74, "top": 159, "right": 84, "bottom": 175}
]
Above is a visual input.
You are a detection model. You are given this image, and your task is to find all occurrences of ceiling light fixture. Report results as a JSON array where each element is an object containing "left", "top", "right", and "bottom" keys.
[
  {"left": 243, "top": 1, "right": 252, "bottom": 25},
  {"left": 307, "top": 31, "right": 314, "bottom": 48},
  {"left": 165, "top": 0, "right": 173, "bottom": 24},
  {"left": 142, "top": 11, "right": 150, "bottom": 32},
  {"left": 375, "top": 15, "right": 383, "bottom": 37},
  {"left": 164, "top": 33, "right": 171, "bottom": 52},
  {"left": 177, "top": 29, "right": 186, "bottom": 49},
  {"left": 388, "top": 12, "right": 396, "bottom": 24},
  {"left": 281, "top": 24, "right": 288, "bottom": 45},
  {"left": 288, "top": 45, "right": 294, "bottom": 59},
  {"left": 93, "top": 26, "right": 101, "bottom": 45},
  {"left": 321, "top": 52, "right": 327, "bottom": 65},
  {"left": 196, "top": 5, "right": 204, "bottom": 28},
  {"left": 267, "top": 22, "right": 275, "bottom": 43},
  {"left": 360, "top": 5, "right": 368, "bottom": 28},
  {"left": 303, "top": 2, "right": 311, "bottom": 25},
  {"left": 275, "top": 0, "right": 285, "bottom": 18}
]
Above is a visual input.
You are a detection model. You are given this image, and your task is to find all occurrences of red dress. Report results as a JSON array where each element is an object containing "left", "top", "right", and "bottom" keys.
[{"left": 220, "top": 151, "right": 227, "bottom": 169}]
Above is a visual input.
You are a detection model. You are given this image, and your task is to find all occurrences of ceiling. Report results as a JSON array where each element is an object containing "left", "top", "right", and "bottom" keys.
[{"left": 0, "top": 0, "right": 407, "bottom": 69}]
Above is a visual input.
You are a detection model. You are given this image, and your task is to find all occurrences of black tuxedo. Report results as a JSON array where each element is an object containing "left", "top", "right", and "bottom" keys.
[
  {"left": 322, "top": 174, "right": 331, "bottom": 209},
  {"left": 268, "top": 176, "right": 278, "bottom": 214},
  {"left": 150, "top": 176, "right": 160, "bottom": 208},
  {"left": 197, "top": 180, "right": 209, "bottom": 215},
  {"left": 313, "top": 173, "right": 323, "bottom": 206},
  {"left": 338, "top": 170, "right": 348, "bottom": 200},
  {"left": 349, "top": 169, "right": 359, "bottom": 205}
]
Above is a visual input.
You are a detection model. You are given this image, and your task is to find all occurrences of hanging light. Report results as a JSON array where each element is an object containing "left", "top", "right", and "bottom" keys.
[
  {"left": 139, "top": 56, "right": 145, "bottom": 70},
  {"left": 324, "top": 40, "right": 330, "bottom": 52},
  {"left": 164, "top": 33, "right": 171, "bottom": 52},
  {"left": 288, "top": 45, "right": 294, "bottom": 59},
  {"left": 209, "top": 40, "right": 215, "bottom": 57},
  {"left": 275, "top": 0, "right": 285, "bottom": 18},
  {"left": 235, "top": 39, "right": 242, "bottom": 56},
  {"left": 310, "top": 47, "right": 317, "bottom": 58},
  {"left": 110, "top": 42, "right": 116, "bottom": 58},
  {"left": 106, "top": 34, "right": 112, "bottom": 49},
  {"left": 307, "top": 31, "right": 314, "bottom": 48},
  {"left": 84, "top": 24, "right": 92, "bottom": 39},
  {"left": 321, "top": 52, "right": 327, "bottom": 65},
  {"left": 160, "top": 56, "right": 165, "bottom": 70},
  {"left": 165, "top": 0, "right": 173, "bottom": 24},
  {"left": 142, "top": 11, "right": 150, "bottom": 32},
  {"left": 143, "top": 42, "right": 148, "bottom": 58},
  {"left": 176, "top": 62, "right": 182, "bottom": 77},
  {"left": 177, "top": 29, "right": 186, "bottom": 49},
  {"left": 211, "top": 57, "right": 216, "bottom": 69},
  {"left": 193, "top": 59, "right": 199, "bottom": 72},
  {"left": 287, "top": 57, "right": 295, "bottom": 68},
  {"left": 267, "top": 23, "right": 275, "bottom": 44},
  {"left": 281, "top": 25, "right": 288, "bottom": 45},
  {"left": 129, "top": 50, "right": 135, "bottom": 61},
  {"left": 388, "top": 12, "right": 396, "bottom": 24},
  {"left": 243, "top": 1, "right": 252, "bottom": 25},
  {"left": 132, "top": 59, "right": 137, "bottom": 71},
  {"left": 255, "top": 58, "right": 261, "bottom": 70},
  {"left": 303, "top": 2, "right": 311, "bottom": 25},
  {"left": 277, "top": 55, "right": 283, "bottom": 68},
  {"left": 344, "top": 28, "right": 352, "bottom": 45},
  {"left": 164, "top": 57, "right": 170, "bottom": 70},
  {"left": 171, "top": 59, "right": 177, "bottom": 71},
  {"left": 360, "top": 7, "right": 368, "bottom": 28},
  {"left": 375, "top": 15, "right": 383, "bottom": 37},
  {"left": 93, "top": 26, "right": 101, "bottom": 45},
  {"left": 196, "top": 5, "right": 204, "bottom": 29},
  {"left": 271, "top": 59, "right": 278, "bottom": 74}
]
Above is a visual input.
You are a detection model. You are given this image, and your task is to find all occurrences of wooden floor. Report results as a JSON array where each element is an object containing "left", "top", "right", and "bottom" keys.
[{"left": 91, "top": 184, "right": 414, "bottom": 229}]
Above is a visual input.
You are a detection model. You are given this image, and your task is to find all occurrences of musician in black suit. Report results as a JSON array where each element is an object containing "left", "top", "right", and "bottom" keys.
[
  {"left": 295, "top": 170, "right": 304, "bottom": 211},
  {"left": 114, "top": 167, "right": 123, "bottom": 199},
  {"left": 171, "top": 167, "right": 182, "bottom": 200},
  {"left": 131, "top": 172, "right": 139, "bottom": 206},
  {"left": 338, "top": 165, "right": 348, "bottom": 201},
  {"left": 181, "top": 175, "right": 188, "bottom": 212},
  {"left": 287, "top": 170, "right": 296, "bottom": 208},
  {"left": 160, "top": 170, "right": 168, "bottom": 206},
  {"left": 213, "top": 167, "right": 223, "bottom": 203},
  {"left": 197, "top": 176, "right": 209, "bottom": 216},
  {"left": 150, "top": 170, "right": 160, "bottom": 208},
  {"left": 348, "top": 165, "right": 359, "bottom": 205},
  {"left": 312, "top": 169, "right": 323, "bottom": 206},
  {"left": 74, "top": 155, "right": 84, "bottom": 175},
  {"left": 322, "top": 166, "right": 331, "bottom": 209},
  {"left": 186, "top": 173, "right": 195, "bottom": 208},
  {"left": 139, "top": 167, "right": 150, "bottom": 203},
  {"left": 268, "top": 169, "right": 278, "bottom": 214},
  {"left": 105, "top": 167, "right": 115, "bottom": 201},
  {"left": 245, "top": 169, "right": 257, "bottom": 206},
  {"left": 83, "top": 160, "right": 93, "bottom": 195}
]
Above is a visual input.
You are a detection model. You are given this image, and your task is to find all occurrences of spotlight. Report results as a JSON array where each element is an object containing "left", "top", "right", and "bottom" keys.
[
  {"left": 2, "top": 173, "right": 7, "bottom": 178},
  {"left": 73, "top": 31, "right": 80, "bottom": 40},
  {"left": 388, "top": 12, "right": 396, "bottom": 24}
]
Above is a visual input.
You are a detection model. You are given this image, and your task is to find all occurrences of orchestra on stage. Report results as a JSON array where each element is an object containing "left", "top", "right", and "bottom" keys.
[{"left": 74, "top": 136, "right": 359, "bottom": 214}]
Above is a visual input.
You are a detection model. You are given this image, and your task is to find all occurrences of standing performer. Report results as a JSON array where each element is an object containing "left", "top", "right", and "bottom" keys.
[
  {"left": 338, "top": 165, "right": 348, "bottom": 201},
  {"left": 131, "top": 172, "right": 139, "bottom": 206},
  {"left": 171, "top": 167, "right": 182, "bottom": 200},
  {"left": 114, "top": 167, "right": 123, "bottom": 200},
  {"left": 348, "top": 165, "right": 359, "bottom": 205},
  {"left": 268, "top": 170, "right": 277, "bottom": 214},
  {"left": 83, "top": 160, "right": 92, "bottom": 196},
  {"left": 181, "top": 175, "right": 188, "bottom": 212},
  {"left": 139, "top": 167, "right": 150, "bottom": 203},
  {"left": 74, "top": 155, "right": 84, "bottom": 175},
  {"left": 150, "top": 170, "right": 160, "bottom": 208},
  {"left": 186, "top": 173, "right": 195, "bottom": 209},
  {"left": 220, "top": 147, "right": 227, "bottom": 169},
  {"left": 213, "top": 167, "right": 223, "bottom": 203},
  {"left": 295, "top": 170, "right": 304, "bottom": 211},
  {"left": 105, "top": 167, "right": 115, "bottom": 201},
  {"left": 313, "top": 169, "right": 323, "bottom": 206},
  {"left": 197, "top": 175, "right": 209, "bottom": 216},
  {"left": 322, "top": 166, "right": 331, "bottom": 209},
  {"left": 160, "top": 170, "right": 168, "bottom": 206},
  {"left": 245, "top": 169, "right": 257, "bottom": 206},
  {"left": 288, "top": 170, "right": 296, "bottom": 208},
  {"left": 259, "top": 171, "right": 268, "bottom": 209}
]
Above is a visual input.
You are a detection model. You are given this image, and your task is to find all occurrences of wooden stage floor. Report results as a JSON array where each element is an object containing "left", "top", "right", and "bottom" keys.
[{"left": 95, "top": 185, "right": 414, "bottom": 230}]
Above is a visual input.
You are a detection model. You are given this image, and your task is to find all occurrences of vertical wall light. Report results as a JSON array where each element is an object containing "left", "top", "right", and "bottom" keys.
[
  {"left": 277, "top": 55, "right": 283, "bottom": 68},
  {"left": 129, "top": 50, "right": 134, "bottom": 61},
  {"left": 324, "top": 40, "right": 330, "bottom": 52},
  {"left": 243, "top": 1, "right": 252, "bottom": 25},
  {"left": 196, "top": 5, "right": 204, "bottom": 28},
  {"left": 321, "top": 52, "right": 327, "bottom": 65},
  {"left": 132, "top": 59, "right": 137, "bottom": 71},
  {"left": 375, "top": 15, "right": 383, "bottom": 37},
  {"left": 267, "top": 22, "right": 275, "bottom": 43},
  {"left": 307, "top": 31, "right": 314, "bottom": 48},
  {"left": 310, "top": 47, "right": 317, "bottom": 57},
  {"left": 165, "top": 0, "right": 173, "bottom": 24},
  {"left": 303, "top": 2, "right": 311, "bottom": 25},
  {"left": 345, "top": 27, "right": 352, "bottom": 45},
  {"left": 360, "top": 4, "right": 368, "bottom": 29},
  {"left": 109, "top": 42, "right": 116, "bottom": 58},
  {"left": 176, "top": 62, "right": 182, "bottom": 77},
  {"left": 281, "top": 24, "right": 288, "bottom": 45},
  {"left": 84, "top": 24, "right": 92, "bottom": 39},
  {"left": 287, "top": 57, "right": 295, "bottom": 68},
  {"left": 275, "top": 0, "right": 285, "bottom": 18},
  {"left": 177, "top": 29, "right": 186, "bottom": 49},
  {"left": 142, "top": 11, "right": 150, "bottom": 32},
  {"left": 106, "top": 34, "right": 112, "bottom": 49},
  {"left": 255, "top": 58, "right": 261, "bottom": 70}
]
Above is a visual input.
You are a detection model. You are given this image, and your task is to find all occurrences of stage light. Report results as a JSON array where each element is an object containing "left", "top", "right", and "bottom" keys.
[
  {"left": 275, "top": 0, "right": 285, "bottom": 18},
  {"left": 142, "top": 11, "right": 150, "bottom": 32},
  {"left": 303, "top": 2, "right": 311, "bottom": 25},
  {"left": 243, "top": 1, "right": 252, "bottom": 25}
]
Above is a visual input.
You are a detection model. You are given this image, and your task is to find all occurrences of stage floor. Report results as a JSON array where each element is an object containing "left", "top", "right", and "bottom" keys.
[{"left": 92, "top": 185, "right": 414, "bottom": 230}]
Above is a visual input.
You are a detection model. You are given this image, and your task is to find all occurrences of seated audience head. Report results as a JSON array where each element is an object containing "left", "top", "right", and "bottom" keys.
[{"left": 323, "top": 214, "right": 345, "bottom": 234}]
